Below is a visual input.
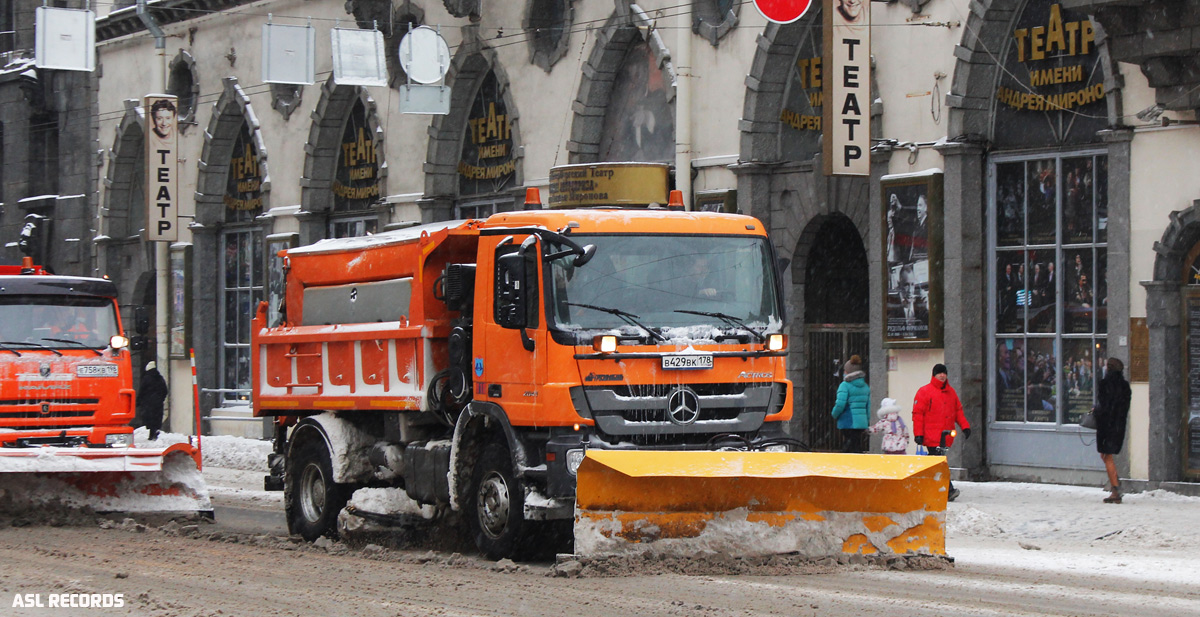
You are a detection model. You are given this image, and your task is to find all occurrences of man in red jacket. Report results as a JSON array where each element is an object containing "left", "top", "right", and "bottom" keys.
[{"left": 913, "top": 363, "right": 971, "bottom": 501}]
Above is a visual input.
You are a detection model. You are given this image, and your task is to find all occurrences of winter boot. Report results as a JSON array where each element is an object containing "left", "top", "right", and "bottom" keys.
[{"left": 1103, "top": 487, "right": 1121, "bottom": 504}]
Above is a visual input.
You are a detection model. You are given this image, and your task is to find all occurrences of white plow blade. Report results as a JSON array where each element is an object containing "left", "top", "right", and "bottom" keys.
[{"left": 0, "top": 444, "right": 211, "bottom": 515}]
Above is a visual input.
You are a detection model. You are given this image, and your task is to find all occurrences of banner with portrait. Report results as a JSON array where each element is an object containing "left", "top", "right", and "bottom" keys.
[{"left": 882, "top": 171, "right": 943, "bottom": 347}]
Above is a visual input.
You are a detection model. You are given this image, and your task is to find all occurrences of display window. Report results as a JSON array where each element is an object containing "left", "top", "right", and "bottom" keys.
[{"left": 989, "top": 151, "right": 1107, "bottom": 425}]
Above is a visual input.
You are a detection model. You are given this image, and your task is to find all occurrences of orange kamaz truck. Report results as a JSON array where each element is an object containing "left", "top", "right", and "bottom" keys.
[
  {"left": 0, "top": 258, "right": 208, "bottom": 515},
  {"left": 253, "top": 190, "right": 796, "bottom": 556}
]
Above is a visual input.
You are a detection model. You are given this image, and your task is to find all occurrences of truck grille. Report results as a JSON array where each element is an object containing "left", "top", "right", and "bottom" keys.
[
  {"left": 571, "top": 383, "right": 784, "bottom": 438},
  {"left": 0, "top": 400, "right": 100, "bottom": 431}
]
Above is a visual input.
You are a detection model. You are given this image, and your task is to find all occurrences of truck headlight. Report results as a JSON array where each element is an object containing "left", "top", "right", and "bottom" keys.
[
  {"left": 106, "top": 433, "right": 132, "bottom": 447},
  {"left": 565, "top": 449, "right": 586, "bottom": 475},
  {"left": 766, "top": 334, "right": 786, "bottom": 351},
  {"left": 762, "top": 444, "right": 789, "bottom": 453},
  {"left": 110, "top": 335, "right": 130, "bottom": 349},
  {"left": 592, "top": 335, "right": 617, "bottom": 353}
]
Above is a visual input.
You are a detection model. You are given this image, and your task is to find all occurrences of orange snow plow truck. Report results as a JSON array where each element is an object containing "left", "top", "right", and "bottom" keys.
[
  {"left": 0, "top": 259, "right": 209, "bottom": 516},
  {"left": 254, "top": 164, "right": 948, "bottom": 560}
]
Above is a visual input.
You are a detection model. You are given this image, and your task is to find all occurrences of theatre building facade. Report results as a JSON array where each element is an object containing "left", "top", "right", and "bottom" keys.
[{"left": 88, "top": 0, "right": 1200, "bottom": 487}]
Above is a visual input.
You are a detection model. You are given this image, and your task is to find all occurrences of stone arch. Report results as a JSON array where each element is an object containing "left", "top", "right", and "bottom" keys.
[
  {"left": 740, "top": 11, "right": 883, "bottom": 168},
  {"left": 738, "top": 14, "right": 882, "bottom": 445},
  {"left": 195, "top": 78, "right": 270, "bottom": 227},
  {"left": 99, "top": 99, "right": 152, "bottom": 321},
  {"left": 300, "top": 77, "right": 388, "bottom": 244},
  {"left": 945, "top": 0, "right": 1124, "bottom": 143},
  {"left": 102, "top": 100, "right": 146, "bottom": 242},
  {"left": 167, "top": 49, "right": 200, "bottom": 129},
  {"left": 421, "top": 27, "right": 524, "bottom": 221},
  {"left": 191, "top": 78, "right": 271, "bottom": 417},
  {"left": 1142, "top": 200, "right": 1200, "bottom": 482},
  {"left": 692, "top": 0, "right": 739, "bottom": 47},
  {"left": 567, "top": 3, "right": 676, "bottom": 164},
  {"left": 524, "top": 0, "right": 574, "bottom": 72},
  {"left": 938, "top": 0, "right": 1130, "bottom": 479}
]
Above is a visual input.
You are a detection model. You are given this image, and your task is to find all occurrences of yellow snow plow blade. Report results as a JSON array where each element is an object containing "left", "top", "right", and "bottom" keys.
[
  {"left": 574, "top": 450, "right": 948, "bottom": 559},
  {"left": 0, "top": 443, "right": 211, "bottom": 517}
]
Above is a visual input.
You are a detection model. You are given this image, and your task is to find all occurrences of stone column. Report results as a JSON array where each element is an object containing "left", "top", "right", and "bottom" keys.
[
  {"left": 1143, "top": 280, "right": 1183, "bottom": 483},
  {"left": 936, "top": 140, "right": 987, "bottom": 477}
]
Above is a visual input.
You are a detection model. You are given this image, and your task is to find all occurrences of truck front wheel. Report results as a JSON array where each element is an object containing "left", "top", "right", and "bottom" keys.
[
  {"left": 468, "top": 441, "right": 527, "bottom": 560},
  {"left": 285, "top": 437, "right": 348, "bottom": 541}
]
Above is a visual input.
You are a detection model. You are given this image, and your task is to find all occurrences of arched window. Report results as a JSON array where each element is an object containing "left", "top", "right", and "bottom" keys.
[{"left": 598, "top": 40, "right": 674, "bottom": 163}]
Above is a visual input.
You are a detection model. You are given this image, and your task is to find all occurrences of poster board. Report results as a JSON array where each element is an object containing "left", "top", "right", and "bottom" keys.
[{"left": 882, "top": 171, "right": 943, "bottom": 347}]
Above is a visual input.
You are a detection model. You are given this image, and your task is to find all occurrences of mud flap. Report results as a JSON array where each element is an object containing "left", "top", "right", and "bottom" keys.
[
  {"left": 0, "top": 443, "right": 211, "bottom": 516},
  {"left": 574, "top": 450, "right": 947, "bottom": 559}
]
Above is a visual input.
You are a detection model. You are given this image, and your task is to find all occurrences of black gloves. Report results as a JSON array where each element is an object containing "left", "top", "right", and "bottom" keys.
[
  {"left": 914, "top": 436, "right": 924, "bottom": 446},
  {"left": 963, "top": 428, "right": 972, "bottom": 440}
]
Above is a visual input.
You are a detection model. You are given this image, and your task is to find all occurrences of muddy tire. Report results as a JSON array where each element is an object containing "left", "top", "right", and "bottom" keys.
[
  {"left": 467, "top": 441, "right": 527, "bottom": 560},
  {"left": 285, "top": 437, "right": 348, "bottom": 541}
]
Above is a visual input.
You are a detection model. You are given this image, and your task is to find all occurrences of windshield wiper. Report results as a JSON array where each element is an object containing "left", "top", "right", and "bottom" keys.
[
  {"left": 0, "top": 341, "right": 22, "bottom": 357},
  {"left": 674, "top": 309, "right": 766, "bottom": 343},
  {"left": 0, "top": 340, "right": 63, "bottom": 356},
  {"left": 41, "top": 338, "right": 104, "bottom": 356},
  {"left": 567, "top": 302, "right": 667, "bottom": 343}
]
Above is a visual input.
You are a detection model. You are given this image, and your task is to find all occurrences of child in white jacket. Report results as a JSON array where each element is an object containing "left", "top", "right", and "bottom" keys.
[{"left": 869, "top": 398, "right": 910, "bottom": 455}]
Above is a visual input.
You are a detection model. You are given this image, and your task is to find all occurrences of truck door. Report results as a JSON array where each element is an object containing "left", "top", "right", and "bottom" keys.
[{"left": 478, "top": 235, "right": 547, "bottom": 426}]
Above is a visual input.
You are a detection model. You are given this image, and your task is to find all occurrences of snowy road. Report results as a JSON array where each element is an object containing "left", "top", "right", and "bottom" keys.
[{"left": 1, "top": 463, "right": 1197, "bottom": 616}]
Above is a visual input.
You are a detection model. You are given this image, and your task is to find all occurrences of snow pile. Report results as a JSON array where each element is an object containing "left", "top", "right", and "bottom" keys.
[
  {"left": 1094, "top": 525, "right": 1182, "bottom": 549},
  {"left": 347, "top": 487, "right": 436, "bottom": 519},
  {"left": 135, "top": 428, "right": 272, "bottom": 471},
  {"left": 945, "top": 505, "right": 1005, "bottom": 537}
]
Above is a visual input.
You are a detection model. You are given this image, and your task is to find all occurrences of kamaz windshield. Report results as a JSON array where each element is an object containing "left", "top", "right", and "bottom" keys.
[
  {"left": 0, "top": 295, "right": 119, "bottom": 349},
  {"left": 547, "top": 235, "right": 782, "bottom": 343}
]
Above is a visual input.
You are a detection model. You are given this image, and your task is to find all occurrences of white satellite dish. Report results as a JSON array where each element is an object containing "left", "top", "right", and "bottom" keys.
[{"left": 399, "top": 26, "right": 450, "bottom": 85}]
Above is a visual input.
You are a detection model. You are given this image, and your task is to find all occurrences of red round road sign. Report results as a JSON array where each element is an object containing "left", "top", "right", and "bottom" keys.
[{"left": 753, "top": 0, "right": 815, "bottom": 24}]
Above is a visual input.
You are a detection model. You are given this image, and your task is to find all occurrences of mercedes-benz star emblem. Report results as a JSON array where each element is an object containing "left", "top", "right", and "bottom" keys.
[{"left": 666, "top": 388, "right": 700, "bottom": 426}]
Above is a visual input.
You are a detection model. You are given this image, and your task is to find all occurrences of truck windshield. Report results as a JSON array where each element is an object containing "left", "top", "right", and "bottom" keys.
[
  {"left": 547, "top": 235, "right": 782, "bottom": 343},
  {"left": 0, "top": 295, "right": 119, "bottom": 349}
]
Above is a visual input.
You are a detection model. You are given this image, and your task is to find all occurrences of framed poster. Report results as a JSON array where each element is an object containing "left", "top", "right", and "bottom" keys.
[
  {"left": 882, "top": 171, "right": 943, "bottom": 347},
  {"left": 266, "top": 233, "right": 298, "bottom": 328},
  {"left": 693, "top": 190, "right": 736, "bottom": 213},
  {"left": 168, "top": 244, "right": 192, "bottom": 358}
]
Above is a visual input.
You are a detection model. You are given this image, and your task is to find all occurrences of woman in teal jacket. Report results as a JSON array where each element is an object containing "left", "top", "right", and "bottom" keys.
[{"left": 831, "top": 355, "right": 871, "bottom": 453}]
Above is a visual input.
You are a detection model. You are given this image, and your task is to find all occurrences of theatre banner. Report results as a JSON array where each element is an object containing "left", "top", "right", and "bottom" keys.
[
  {"left": 145, "top": 95, "right": 178, "bottom": 241},
  {"left": 993, "top": 0, "right": 1108, "bottom": 148},
  {"left": 823, "top": 0, "right": 869, "bottom": 176}
]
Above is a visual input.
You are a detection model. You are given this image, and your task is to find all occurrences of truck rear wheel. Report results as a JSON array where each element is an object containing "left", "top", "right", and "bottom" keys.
[
  {"left": 285, "top": 437, "right": 348, "bottom": 541},
  {"left": 468, "top": 441, "right": 527, "bottom": 560}
]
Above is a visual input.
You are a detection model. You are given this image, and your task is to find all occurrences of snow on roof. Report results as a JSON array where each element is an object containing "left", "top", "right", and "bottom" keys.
[{"left": 287, "top": 220, "right": 466, "bottom": 255}]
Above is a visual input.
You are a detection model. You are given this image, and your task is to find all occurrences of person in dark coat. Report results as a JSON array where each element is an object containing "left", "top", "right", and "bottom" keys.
[
  {"left": 136, "top": 361, "right": 168, "bottom": 441},
  {"left": 1095, "top": 357, "right": 1132, "bottom": 504}
]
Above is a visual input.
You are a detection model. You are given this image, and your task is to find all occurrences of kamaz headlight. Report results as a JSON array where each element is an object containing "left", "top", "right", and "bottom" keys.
[
  {"left": 565, "top": 449, "right": 586, "bottom": 475},
  {"left": 106, "top": 433, "right": 133, "bottom": 447},
  {"left": 763, "top": 444, "right": 789, "bottom": 453}
]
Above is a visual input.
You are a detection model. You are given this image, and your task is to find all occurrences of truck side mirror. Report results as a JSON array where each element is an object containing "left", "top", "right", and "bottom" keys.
[
  {"left": 494, "top": 239, "right": 540, "bottom": 333},
  {"left": 134, "top": 306, "right": 150, "bottom": 335}
]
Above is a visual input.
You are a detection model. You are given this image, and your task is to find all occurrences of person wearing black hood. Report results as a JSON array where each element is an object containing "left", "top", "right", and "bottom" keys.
[
  {"left": 913, "top": 363, "right": 970, "bottom": 501},
  {"left": 1095, "top": 357, "right": 1132, "bottom": 504},
  {"left": 135, "top": 361, "right": 168, "bottom": 441}
]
